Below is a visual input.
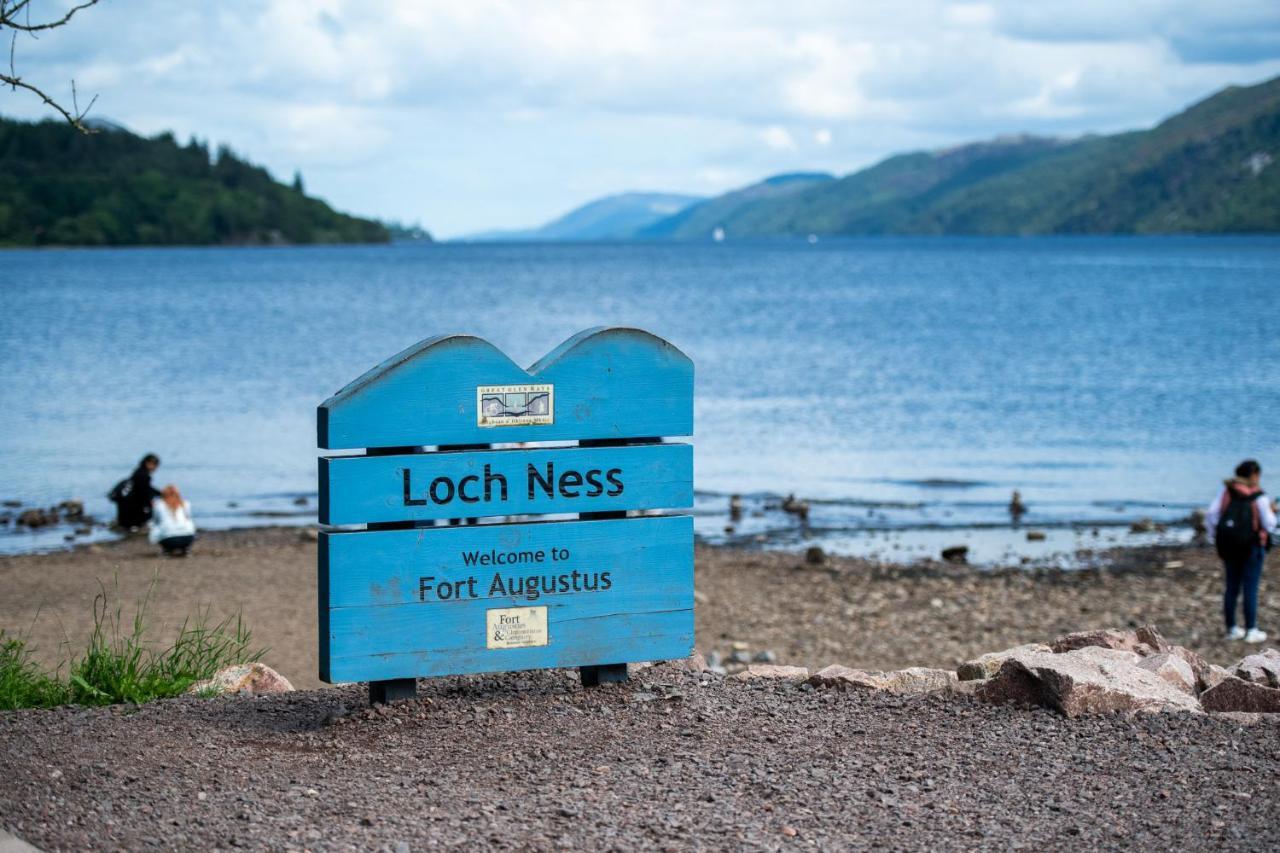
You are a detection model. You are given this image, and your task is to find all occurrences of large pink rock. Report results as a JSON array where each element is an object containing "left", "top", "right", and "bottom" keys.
[
  {"left": 810, "top": 665, "right": 955, "bottom": 695},
  {"left": 975, "top": 646, "right": 1200, "bottom": 717},
  {"left": 188, "top": 663, "right": 294, "bottom": 697},
  {"left": 1049, "top": 625, "right": 1166, "bottom": 657},
  {"left": 1166, "top": 645, "right": 1214, "bottom": 693},
  {"left": 1232, "top": 649, "right": 1280, "bottom": 688},
  {"left": 1137, "top": 652, "right": 1197, "bottom": 695},
  {"left": 1200, "top": 676, "right": 1280, "bottom": 713},
  {"left": 957, "top": 643, "right": 1052, "bottom": 681}
]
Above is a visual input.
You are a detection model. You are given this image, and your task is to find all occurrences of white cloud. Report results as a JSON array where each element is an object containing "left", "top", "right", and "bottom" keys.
[
  {"left": 2, "top": 0, "right": 1278, "bottom": 236},
  {"left": 760, "top": 125, "right": 796, "bottom": 150}
]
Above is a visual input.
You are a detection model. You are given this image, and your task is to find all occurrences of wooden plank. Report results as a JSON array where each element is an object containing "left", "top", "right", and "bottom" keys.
[
  {"left": 320, "top": 443, "right": 692, "bottom": 525},
  {"left": 318, "top": 516, "right": 693, "bottom": 683},
  {"left": 318, "top": 327, "right": 693, "bottom": 450}
]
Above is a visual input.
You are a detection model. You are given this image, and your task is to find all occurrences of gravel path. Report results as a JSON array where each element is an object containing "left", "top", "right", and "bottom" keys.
[{"left": 3, "top": 665, "right": 1278, "bottom": 851}]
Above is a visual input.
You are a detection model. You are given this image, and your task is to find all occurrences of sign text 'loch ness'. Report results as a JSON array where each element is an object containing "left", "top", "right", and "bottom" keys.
[{"left": 316, "top": 328, "right": 695, "bottom": 697}]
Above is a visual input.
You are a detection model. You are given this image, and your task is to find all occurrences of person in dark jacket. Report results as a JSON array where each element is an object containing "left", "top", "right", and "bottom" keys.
[{"left": 108, "top": 454, "right": 162, "bottom": 531}]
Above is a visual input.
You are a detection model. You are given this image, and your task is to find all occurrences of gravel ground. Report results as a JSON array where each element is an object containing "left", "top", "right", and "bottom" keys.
[{"left": 3, "top": 665, "right": 1280, "bottom": 851}]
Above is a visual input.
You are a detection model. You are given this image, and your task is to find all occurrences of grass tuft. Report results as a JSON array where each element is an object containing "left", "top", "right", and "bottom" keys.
[{"left": 1, "top": 579, "right": 264, "bottom": 710}]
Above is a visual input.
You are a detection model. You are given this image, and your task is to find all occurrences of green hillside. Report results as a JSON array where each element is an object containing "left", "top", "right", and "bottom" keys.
[
  {"left": 0, "top": 117, "right": 389, "bottom": 246},
  {"left": 653, "top": 75, "right": 1280, "bottom": 238}
]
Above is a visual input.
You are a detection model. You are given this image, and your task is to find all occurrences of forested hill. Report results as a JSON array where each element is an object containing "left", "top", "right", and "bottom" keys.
[
  {"left": 649, "top": 75, "right": 1280, "bottom": 238},
  {"left": 0, "top": 117, "right": 389, "bottom": 246}
]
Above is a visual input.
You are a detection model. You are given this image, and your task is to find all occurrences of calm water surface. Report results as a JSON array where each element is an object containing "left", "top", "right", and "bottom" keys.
[{"left": 1, "top": 238, "right": 1277, "bottom": 562}]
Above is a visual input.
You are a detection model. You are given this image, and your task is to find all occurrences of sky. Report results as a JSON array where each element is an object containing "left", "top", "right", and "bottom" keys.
[{"left": 5, "top": 1, "right": 1280, "bottom": 238}]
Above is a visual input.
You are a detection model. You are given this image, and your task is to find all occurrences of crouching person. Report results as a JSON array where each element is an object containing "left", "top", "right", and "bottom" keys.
[{"left": 150, "top": 484, "right": 197, "bottom": 557}]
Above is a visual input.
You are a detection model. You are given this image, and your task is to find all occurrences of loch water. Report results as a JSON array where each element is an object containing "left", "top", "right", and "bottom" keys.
[{"left": 1, "top": 238, "right": 1277, "bottom": 563}]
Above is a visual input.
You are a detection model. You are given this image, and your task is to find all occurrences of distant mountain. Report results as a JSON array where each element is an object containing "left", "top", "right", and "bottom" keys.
[
  {"left": 637, "top": 172, "right": 834, "bottom": 239},
  {"left": 466, "top": 192, "right": 704, "bottom": 241},
  {"left": 0, "top": 116, "right": 390, "bottom": 246},
  {"left": 645, "top": 75, "right": 1280, "bottom": 238}
]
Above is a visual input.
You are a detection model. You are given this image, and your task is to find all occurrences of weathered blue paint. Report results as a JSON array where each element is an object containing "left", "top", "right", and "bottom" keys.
[
  {"left": 318, "top": 327, "right": 693, "bottom": 689},
  {"left": 318, "top": 326, "right": 693, "bottom": 450},
  {"left": 320, "top": 443, "right": 692, "bottom": 525},
  {"left": 318, "top": 516, "right": 693, "bottom": 682}
]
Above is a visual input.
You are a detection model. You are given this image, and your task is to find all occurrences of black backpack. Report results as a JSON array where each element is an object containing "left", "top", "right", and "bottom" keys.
[
  {"left": 1216, "top": 489, "right": 1262, "bottom": 560},
  {"left": 107, "top": 477, "right": 132, "bottom": 504}
]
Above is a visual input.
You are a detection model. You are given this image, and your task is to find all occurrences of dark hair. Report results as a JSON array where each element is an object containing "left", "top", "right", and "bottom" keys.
[
  {"left": 141, "top": 454, "right": 160, "bottom": 467},
  {"left": 1236, "top": 459, "right": 1261, "bottom": 479}
]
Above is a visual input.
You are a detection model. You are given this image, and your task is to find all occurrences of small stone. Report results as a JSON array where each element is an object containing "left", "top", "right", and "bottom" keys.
[
  {"left": 941, "top": 545, "right": 968, "bottom": 563},
  {"left": 300, "top": 527, "right": 319, "bottom": 542},
  {"left": 293, "top": 496, "right": 309, "bottom": 506},
  {"left": 752, "top": 650, "right": 777, "bottom": 664},
  {"left": 731, "top": 641, "right": 750, "bottom": 651},
  {"left": 693, "top": 590, "right": 709, "bottom": 604},
  {"left": 1025, "top": 531, "right": 1047, "bottom": 541},
  {"left": 197, "top": 791, "right": 207, "bottom": 801},
  {"left": 1129, "top": 518, "right": 1156, "bottom": 533},
  {"left": 781, "top": 826, "right": 798, "bottom": 837},
  {"left": 728, "top": 650, "right": 751, "bottom": 665},
  {"left": 804, "top": 545, "right": 825, "bottom": 565}
]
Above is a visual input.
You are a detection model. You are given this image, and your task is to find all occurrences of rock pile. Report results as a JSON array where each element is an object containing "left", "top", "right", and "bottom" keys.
[{"left": 728, "top": 624, "right": 1280, "bottom": 719}]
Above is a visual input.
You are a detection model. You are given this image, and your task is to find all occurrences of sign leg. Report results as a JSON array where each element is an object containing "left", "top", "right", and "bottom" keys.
[{"left": 369, "top": 678, "right": 417, "bottom": 704}]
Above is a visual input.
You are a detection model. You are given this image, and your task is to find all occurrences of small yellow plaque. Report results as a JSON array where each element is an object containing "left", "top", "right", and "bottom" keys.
[{"left": 486, "top": 606, "right": 549, "bottom": 649}]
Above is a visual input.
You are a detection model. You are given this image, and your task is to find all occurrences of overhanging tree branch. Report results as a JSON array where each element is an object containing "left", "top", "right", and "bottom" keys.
[{"left": 1, "top": 0, "right": 102, "bottom": 132}]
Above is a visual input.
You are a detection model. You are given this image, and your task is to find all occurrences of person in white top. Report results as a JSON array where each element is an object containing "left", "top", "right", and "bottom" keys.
[
  {"left": 1205, "top": 459, "right": 1277, "bottom": 643},
  {"left": 149, "top": 484, "right": 197, "bottom": 557}
]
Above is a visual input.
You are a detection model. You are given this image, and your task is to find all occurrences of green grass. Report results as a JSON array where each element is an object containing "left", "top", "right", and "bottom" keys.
[{"left": 0, "top": 581, "right": 264, "bottom": 710}]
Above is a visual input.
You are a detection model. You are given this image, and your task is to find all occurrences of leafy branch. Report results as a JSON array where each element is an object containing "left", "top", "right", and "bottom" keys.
[{"left": 1, "top": 0, "right": 101, "bottom": 132}]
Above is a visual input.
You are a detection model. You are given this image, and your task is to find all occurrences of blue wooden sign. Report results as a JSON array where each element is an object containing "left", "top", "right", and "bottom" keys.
[{"left": 317, "top": 327, "right": 694, "bottom": 701}]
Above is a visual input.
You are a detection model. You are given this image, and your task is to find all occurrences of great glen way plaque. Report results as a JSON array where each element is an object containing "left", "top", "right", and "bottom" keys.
[{"left": 316, "top": 327, "right": 694, "bottom": 703}]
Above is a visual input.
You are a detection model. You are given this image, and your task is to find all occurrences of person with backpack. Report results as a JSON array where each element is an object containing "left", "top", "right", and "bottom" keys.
[
  {"left": 108, "top": 454, "right": 162, "bottom": 532},
  {"left": 1206, "top": 459, "right": 1277, "bottom": 643}
]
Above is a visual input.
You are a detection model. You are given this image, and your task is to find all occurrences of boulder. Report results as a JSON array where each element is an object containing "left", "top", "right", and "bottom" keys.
[
  {"left": 1166, "top": 645, "right": 1214, "bottom": 693},
  {"left": 1232, "top": 648, "right": 1280, "bottom": 688},
  {"left": 1136, "top": 652, "right": 1196, "bottom": 695},
  {"left": 957, "top": 643, "right": 1053, "bottom": 681},
  {"left": 1199, "top": 676, "right": 1280, "bottom": 713},
  {"left": 1202, "top": 664, "right": 1232, "bottom": 693},
  {"left": 734, "top": 664, "right": 809, "bottom": 681},
  {"left": 188, "top": 663, "right": 294, "bottom": 697},
  {"left": 810, "top": 665, "right": 955, "bottom": 695},
  {"left": 1049, "top": 625, "right": 1164, "bottom": 656},
  {"left": 975, "top": 647, "right": 1200, "bottom": 717}
]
